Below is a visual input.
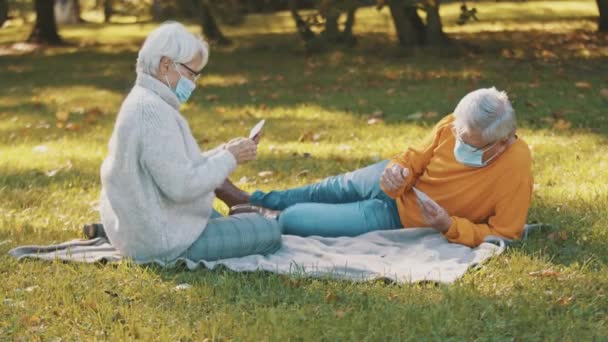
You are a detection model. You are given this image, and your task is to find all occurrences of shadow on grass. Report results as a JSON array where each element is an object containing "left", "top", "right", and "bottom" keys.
[{"left": 0, "top": 29, "right": 606, "bottom": 137}]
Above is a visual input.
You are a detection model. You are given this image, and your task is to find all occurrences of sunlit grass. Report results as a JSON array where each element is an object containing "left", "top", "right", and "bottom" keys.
[{"left": 0, "top": 0, "right": 607, "bottom": 340}]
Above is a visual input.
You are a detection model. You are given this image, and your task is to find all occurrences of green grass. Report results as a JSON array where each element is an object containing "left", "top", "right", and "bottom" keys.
[{"left": 1, "top": 1, "right": 608, "bottom": 340}]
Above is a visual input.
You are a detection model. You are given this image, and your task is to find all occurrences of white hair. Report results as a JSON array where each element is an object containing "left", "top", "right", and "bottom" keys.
[
  {"left": 453, "top": 87, "right": 516, "bottom": 143},
  {"left": 136, "top": 21, "right": 209, "bottom": 75}
]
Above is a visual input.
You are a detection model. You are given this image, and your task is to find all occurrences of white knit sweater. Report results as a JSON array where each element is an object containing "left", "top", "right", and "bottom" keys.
[{"left": 99, "top": 72, "right": 237, "bottom": 262}]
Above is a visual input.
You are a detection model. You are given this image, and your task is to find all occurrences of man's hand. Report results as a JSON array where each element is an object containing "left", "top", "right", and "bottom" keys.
[
  {"left": 380, "top": 164, "right": 410, "bottom": 192},
  {"left": 418, "top": 199, "right": 452, "bottom": 232}
]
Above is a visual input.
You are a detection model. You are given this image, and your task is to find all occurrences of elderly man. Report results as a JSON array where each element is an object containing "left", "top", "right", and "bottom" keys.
[{"left": 241, "top": 87, "right": 533, "bottom": 247}]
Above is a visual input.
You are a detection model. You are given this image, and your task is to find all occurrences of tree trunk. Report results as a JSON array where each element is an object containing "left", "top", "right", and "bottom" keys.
[
  {"left": 0, "top": 0, "right": 8, "bottom": 28},
  {"left": 103, "top": 0, "right": 112, "bottom": 23},
  {"left": 424, "top": 0, "right": 447, "bottom": 45},
  {"left": 28, "top": 0, "right": 63, "bottom": 45},
  {"left": 387, "top": 0, "right": 423, "bottom": 47},
  {"left": 54, "top": 0, "right": 82, "bottom": 25},
  {"left": 198, "top": 0, "right": 231, "bottom": 45},
  {"left": 322, "top": 9, "right": 341, "bottom": 42},
  {"left": 598, "top": 0, "right": 608, "bottom": 32},
  {"left": 288, "top": 0, "right": 315, "bottom": 42},
  {"left": 342, "top": 5, "right": 357, "bottom": 45},
  {"left": 151, "top": 0, "right": 162, "bottom": 21}
]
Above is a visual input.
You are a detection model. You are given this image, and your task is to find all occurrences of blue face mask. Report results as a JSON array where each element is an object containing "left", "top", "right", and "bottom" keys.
[
  {"left": 453, "top": 138, "right": 499, "bottom": 168},
  {"left": 165, "top": 63, "right": 196, "bottom": 103}
]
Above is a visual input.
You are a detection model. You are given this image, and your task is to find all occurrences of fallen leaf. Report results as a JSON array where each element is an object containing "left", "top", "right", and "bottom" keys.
[
  {"left": 552, "top": 119, "right": 572, "bottom": 131},
  {"left": 406, "top": 112, "right": 423, "bottom": 120},
  {"left": 525, "top": 101, "right": 537, "bottom": 108},
  {"left": 547, "top": 230, "right": 569, "bottom": 242},
  {"left": 84, "top": 114, "right": 97, "bottom": 124},
  {"left": 574, "top": 81, "right": 592, "bottom": 89},
  {"left": 174, "top": 283, "right": 192, "bottom": 291},
  {"left": 237, "top": 176, "right": 250, "bottom": 184},
  {"left": 423, "top": 111, "right": 438, "bottom": 119},
  {"left": 551, "top": 110, "right": 566, "bottom": 119},
  {"left": 279, "top": 275, "right": 301, "bottom": 288},
  {"left": 36, "top": 121, "right": 51, "bottom": 129},
  {"left": 298, "top": 131, "right": 314, "bottom": 142},
  {"left": 258, "top": 171, "right": 274, "bottom": 178},
  {"left": 45, "top": 161, "right": 73, "bottom": 177},
  {"left": 206, "top": 94, "right": 219, "bottom": 102},
  {"left": 600, "top": 88, "right": 608, "bottom": 100},
  {"left": 45, "top": 169, "right": 60, "bottom": 177},
  {"left": 371, "top": 110, "right": 384, "bottom": 118},
  {"left": 55, "top": 110, "right": 70, "bottom": 122},
  {"left": 25, "top": 285, "right": 39, "bottom": 292},
  {"left": 65, "top": 123, "right": 82, "bottom": 131},
  {"left": 86, "top": 107, "right": 104, "bottom": 116},
  {"left": 335, "top": 309, "right": 348, "bottom": 318},
  {"left": 386, "top": 88, "right": 396, "bottom": 95},
  {"left": 296, "top": 170, "right": 310, "bottom": 178},
  {"left": 104, "top": 290, "right": 120, "bottom": 298},
  {"left": 312, "top": 133, "right": 322, "bottom": 142},
  {"left": 33, "top": 145, "right": 48, "bottom": 153},
  {"left": 367, "top": 118, "right": 382, "bottom": 125},
  {"left": 540, "top": 49, "right": 557, "bottom": 59},
  {"left": 529, "top": 269, "right": 562, "bottom": 277},
  {"left": 325, "top": 291, "right": 338, "bottom": 303},
  {"left": 556, "top": 296, "right": 575, "bottom": 306},
  {"left": 21, "top": 315, "right": 42, "bottom": 327}
]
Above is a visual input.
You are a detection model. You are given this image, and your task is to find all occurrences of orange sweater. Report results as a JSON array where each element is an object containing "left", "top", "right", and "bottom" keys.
[{"left": 381, "top": 114, "right": 533, "bottom": 247}]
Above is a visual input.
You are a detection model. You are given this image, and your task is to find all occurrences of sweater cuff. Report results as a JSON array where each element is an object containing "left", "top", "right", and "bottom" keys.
[
  {"left": 442, "top": 218, "right": 459, "bottom": 240},
  {"left": 214, "top": 149, "right": 238, "bottom": 174}
]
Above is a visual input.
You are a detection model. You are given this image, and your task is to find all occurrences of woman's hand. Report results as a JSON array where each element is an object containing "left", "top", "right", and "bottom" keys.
[
  {"left": 380, "top": 164, "right": 410, "bottom": 192},
  {"left": 225, "top": 138, "right": 257, "bottom": 164}
]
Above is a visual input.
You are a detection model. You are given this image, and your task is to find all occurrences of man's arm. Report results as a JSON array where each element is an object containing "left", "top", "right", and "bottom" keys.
[
  {"left": 443, "top": 173, "right": 533, "bottom": 247},
  {"left": 381, "top": 115, "right": 454, "bottom": 198},
  {"left": 215, "top": 179, "right": 250, "bottom": 208}
]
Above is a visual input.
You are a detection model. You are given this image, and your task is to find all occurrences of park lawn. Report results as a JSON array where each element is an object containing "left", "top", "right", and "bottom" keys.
[{"left": 1, "top": 1, "right": 607, "bottom": 340}]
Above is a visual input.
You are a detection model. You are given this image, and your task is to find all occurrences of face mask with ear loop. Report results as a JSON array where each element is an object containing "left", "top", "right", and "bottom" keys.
[
  {"left": 165, "top": 62, "right": 196, "bottom": 103},
  {"left": 453, "top": 136, "right": 501, "bottom": 168}
]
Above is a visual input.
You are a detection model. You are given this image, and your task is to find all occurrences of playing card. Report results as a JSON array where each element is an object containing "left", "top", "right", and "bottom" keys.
[{"left": 249, "top": 119, "right": 265, "bottom": 139}]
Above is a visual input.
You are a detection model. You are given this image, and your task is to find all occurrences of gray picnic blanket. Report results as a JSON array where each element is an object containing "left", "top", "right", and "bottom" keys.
[{"left": 8, "top": 225, "right": 541, "bottom": 284}]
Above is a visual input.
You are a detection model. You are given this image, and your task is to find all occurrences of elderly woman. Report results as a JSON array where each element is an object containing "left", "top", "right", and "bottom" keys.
[
  {"left": 98, "top": 22, "right": 281, "bottom": 263},
  {"left": 236, "top": 87, "right": 533, "bottom": 247}
]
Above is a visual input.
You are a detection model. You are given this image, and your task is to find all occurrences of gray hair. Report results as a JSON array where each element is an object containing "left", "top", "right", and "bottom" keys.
[
  {"left": 136, "top": 21, "right": 209, "bottom": 75},
  {"left": 453, "top": 87, "right": 516, "bottom": 143}
]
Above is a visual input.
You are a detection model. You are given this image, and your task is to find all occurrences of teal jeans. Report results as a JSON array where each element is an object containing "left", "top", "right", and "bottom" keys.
[
  {"left": 250, "top": 160, "right": 403, "bottom": 237},
  {"left": 183, "top": 210, "right": 282, "bottom": 261}
]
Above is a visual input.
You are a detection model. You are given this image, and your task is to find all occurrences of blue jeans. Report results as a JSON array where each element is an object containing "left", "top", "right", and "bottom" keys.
[
  {"left": 182, "top": 210, "right": 282, "bottom": 261},
  {"left": 250, "top": 160, "right": 402, "bottom": 237}
]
